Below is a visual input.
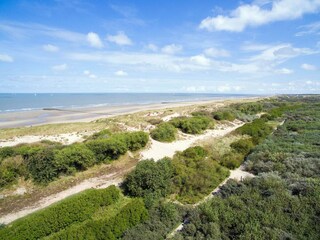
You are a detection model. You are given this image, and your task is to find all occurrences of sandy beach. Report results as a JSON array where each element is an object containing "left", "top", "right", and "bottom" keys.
[{"left": 0, "top": 97, "right": 261, "bottom": 129}]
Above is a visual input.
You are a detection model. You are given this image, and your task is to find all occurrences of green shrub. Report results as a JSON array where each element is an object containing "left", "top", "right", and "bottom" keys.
[
  {"left": 150, "top": 122, "right": 177, "bottom": 142},
  {"left": 0, "top": 156, "right": 27, "bottom": 189},
  {"left": 26, "top": 148, "right": 59, "bottom": 184},
  {"left": 235, "top": 119, "right": 273, "bottom": 144},
  {"left": 86, "top": 137, "right": 128, "bottom": 162},
  {"left": 88, "top": 129, "right": 112, "bottom": 140},
  {"left": 121, "top": 131, "right": 149, "bottom": 151},
  {"left": 220, "top": 151, "right": 244, "bottom": 169},
  {"left": 212, "top": 111, "right": 236, "bottom": 121},
  {"left": 122, "top": 158, "right": 174, "bottom": 207},
  {"left": 0, "top": 186, "right": 120, "bottom": 240},
  {"left": 172, "top": 146, "right": 229, "bottom": 203},
  {"left": 191, "top": 110, "right": 211, "bottom": 118},
  {"left": 54, "top": 144, "right": 96, "bottom": 175},
  {"left": 170, "top": 116, "right": 212, "bottom": 134},
  {"left": 0, "top": 147, "right": 15, "bottom": 161},
  {"left": 230, "top": 138, "right": 254, "bottom": 155}
]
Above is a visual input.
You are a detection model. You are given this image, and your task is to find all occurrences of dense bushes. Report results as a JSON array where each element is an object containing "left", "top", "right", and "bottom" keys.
[
  {"left": 172, "top": 146, "right": 229, "bottom": 204},
  {"left": 86, "top": 131, "right": 148, "bottom": 162},
  {"left": 54, "top": 144, "right": 96, "bottom": 174},
  {"left": 48, "top": 198, "right": 148, "bottom": 240},
  {"left": 175, "top": 175, "right": 320, "bottom": 240},
  {"left": 150, "top": 123, "right": 177, "bottom": 142},
  {"left": 123, "top": 202, "right": 183, "bottom": 240},
  {"left": 0, "top": 131, "right": 149, "bottom": 188},
  {"left": 235, "top": 118, "right": 273, "bottom": 144},
  {"left": 246, "top": 103, "right": 320, "bottom": 178},
  {"left": 212, "top": 111, "right": 235, "bottom": 121},
  {"left": 122, "top": 158, "right": 174, "bottom": 207},
  {"left": 0, "top": 186, "right": 120, "bottom": 239},
  {"left": 170, "top": 116, "right": 212, "bottom": 134}
]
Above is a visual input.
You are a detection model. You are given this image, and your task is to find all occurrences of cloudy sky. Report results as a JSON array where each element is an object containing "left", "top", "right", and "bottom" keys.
[{"left": 0, "top": 0, "right": 319, "bottom": 93}]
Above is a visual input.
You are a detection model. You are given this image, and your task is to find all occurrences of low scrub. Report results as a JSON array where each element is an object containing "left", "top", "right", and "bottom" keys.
[
  {"left": 170, "top": 116, "right": 213, "bottom": 134},
  {"left": 212, "top": 111, "right": 236, "bottom": 121},
  {"left": 150, "top": 122, "right": 177, "bottom": 142}
]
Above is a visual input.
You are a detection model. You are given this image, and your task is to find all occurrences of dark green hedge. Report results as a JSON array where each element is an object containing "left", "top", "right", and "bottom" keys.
[
  {"left": 48, "top": 198, "right": 148, "bottom": 240},
  {"left": 0, "top": 186, "right": 120, "bottom": 240}
]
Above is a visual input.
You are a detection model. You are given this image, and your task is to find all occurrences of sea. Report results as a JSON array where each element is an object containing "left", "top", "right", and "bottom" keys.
[{"left": 0, "top": 93, "right": 260, "bottom": 113}]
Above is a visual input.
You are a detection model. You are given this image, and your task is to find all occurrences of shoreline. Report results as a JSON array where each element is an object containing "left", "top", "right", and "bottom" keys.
[{"left": 0, "top": 96, "right": 265, "bottom": 129}]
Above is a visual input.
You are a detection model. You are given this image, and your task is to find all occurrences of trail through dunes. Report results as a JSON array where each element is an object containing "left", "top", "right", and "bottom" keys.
[{"left": 141, "top": 120, "right": 244, "bottom": 161}]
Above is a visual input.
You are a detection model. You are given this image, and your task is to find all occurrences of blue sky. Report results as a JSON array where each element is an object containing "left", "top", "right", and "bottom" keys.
[{"left": 0, "top": 0, "right": 319, "bottom": 93}]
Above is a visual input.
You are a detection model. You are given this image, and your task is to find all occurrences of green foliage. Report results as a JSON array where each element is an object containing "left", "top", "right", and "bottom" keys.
[
  {"left": 234, "top": 102, "right": 263, "bottom": 114},
  {"left": 122, "top": 158, "right": 174, "bottom": 207},
  {"left": 54, "top": 144, "right": 96, "bottom": 175},
  {"left": 170, "top": 116, "right": 212, "bottom": 134},
  {"left": 246, "top": 102, "right": 320, "bottom": 178},
  {"left": 88, "top": 129, "right": 112, "bottom": 140},
  {"left": 150, "top": 122, "right": 177, "bottom": 142},
  {"left": 26, "top": 147, "right": 59, "bottom": 184},
  {"left": 172, "top": 146, "right": 229, "bottom": 204},
  {"left": 49, "top": 198, "right": 148, "bottom": 240},
  {"left": 121, "top": 131, "right": 149, "bottom": 151},
  {"left": 123, "top": 202, "right": 183, "bottom": 240},
  {"left": 235, "top": 118, "right": 273, "bottom": 144},
  {"left": 230, "top": 138, "right": 254, "bottom": 155},
  {"left": 0, "top": 186, "right": 120, "bottom": 240},
  {"left": 86, "top": 131, "right": 148, "bottom": 162},
  {"left": 191, "top": 110, "right": 211, "bottom": 118},
  {"left": 0, "top": 156, "right": 27, "bottom": 188},
  {"left": 176, "top": 175, "right": 320, "bottom": 240},
  {"left": 86, "top": 137, "right": 128, "bottom": 162},
  {"left": 212, "top": 111, "right": 236, "bottom": 121},
  {"left": 220, "top": 151, "right": 244, "bottom": 169}
]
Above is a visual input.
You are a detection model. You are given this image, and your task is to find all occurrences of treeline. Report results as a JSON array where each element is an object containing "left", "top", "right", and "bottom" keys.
[{"left": 0, "top": 131, "right": 148, "bottom": 188}]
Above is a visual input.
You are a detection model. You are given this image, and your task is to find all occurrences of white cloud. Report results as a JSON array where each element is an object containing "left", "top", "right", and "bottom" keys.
[
  {"left": 114, "top": 70, "right": 128, "bottom": 76},
  {"left": 87, "top": 32, "right": 104, "bottom": 48},
  {"left": 43, "top": 44, "right": 59, "bottom": 52},
  {"left": 161, "top": 44, "right": 183, "bottom": 55},
  {"left": 52, "top": 63, "right": 67, "bottom": 71},
  {"left": 275, "top": 68, "right": 293, "bottom": 74},
  {"left": 301, "top": 63, "right": 317, "bottom": 70},
  {"left": 217, "top": 85, "right": 231, "bottom": 92},
  {"left": 249, "top": 44, "right": 315, "bottom": 63},
  {"left": 0, "top": 54, "right": 14, "bottom": 62},
  {"left": 199, "top": 0, "right": 320, "bottom": 32},
  {"left": 306, "top": 80, "right": 313, "bottom": 84},
  {"left": 146, "top": 43, "right": 158, "bottom": 52},
  {"left": 204, "top": 47, "right": 230, "bottom": 57},
  {"left": 296, "top": 21, "right": 320, "bottom": 36},
  {"left": 190, "top": 55, "right": 211, "bottom": 66},
  {"left": 107, "top": 31, "right": 132, "bottom": 46},
  {"left": 83, "top": 70, "right": 97, "bottom": 78}
]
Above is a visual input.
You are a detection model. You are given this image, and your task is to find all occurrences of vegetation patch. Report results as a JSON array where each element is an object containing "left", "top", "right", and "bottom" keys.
[{"left": 150, "top": 122, "right": 177, "bottom": 142}]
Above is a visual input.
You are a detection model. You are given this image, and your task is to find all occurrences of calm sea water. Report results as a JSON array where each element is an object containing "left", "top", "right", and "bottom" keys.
[{"left": 0, "top": 93, "right": 258, "bottom": 113}]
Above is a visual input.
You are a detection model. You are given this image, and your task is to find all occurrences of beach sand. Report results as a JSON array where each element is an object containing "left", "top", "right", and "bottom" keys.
[{"left": 0, "top": 97, "right": 261, "bottom": 129}]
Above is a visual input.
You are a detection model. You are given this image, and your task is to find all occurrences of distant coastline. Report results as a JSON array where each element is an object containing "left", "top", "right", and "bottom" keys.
[{"left": 0, "top": 93, "right": 263, "bottom": 113}]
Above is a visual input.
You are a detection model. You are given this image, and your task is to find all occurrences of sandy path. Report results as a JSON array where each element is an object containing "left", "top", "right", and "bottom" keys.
[{"left": 141, "top": 121, "right": 244, "bottom": 161}]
